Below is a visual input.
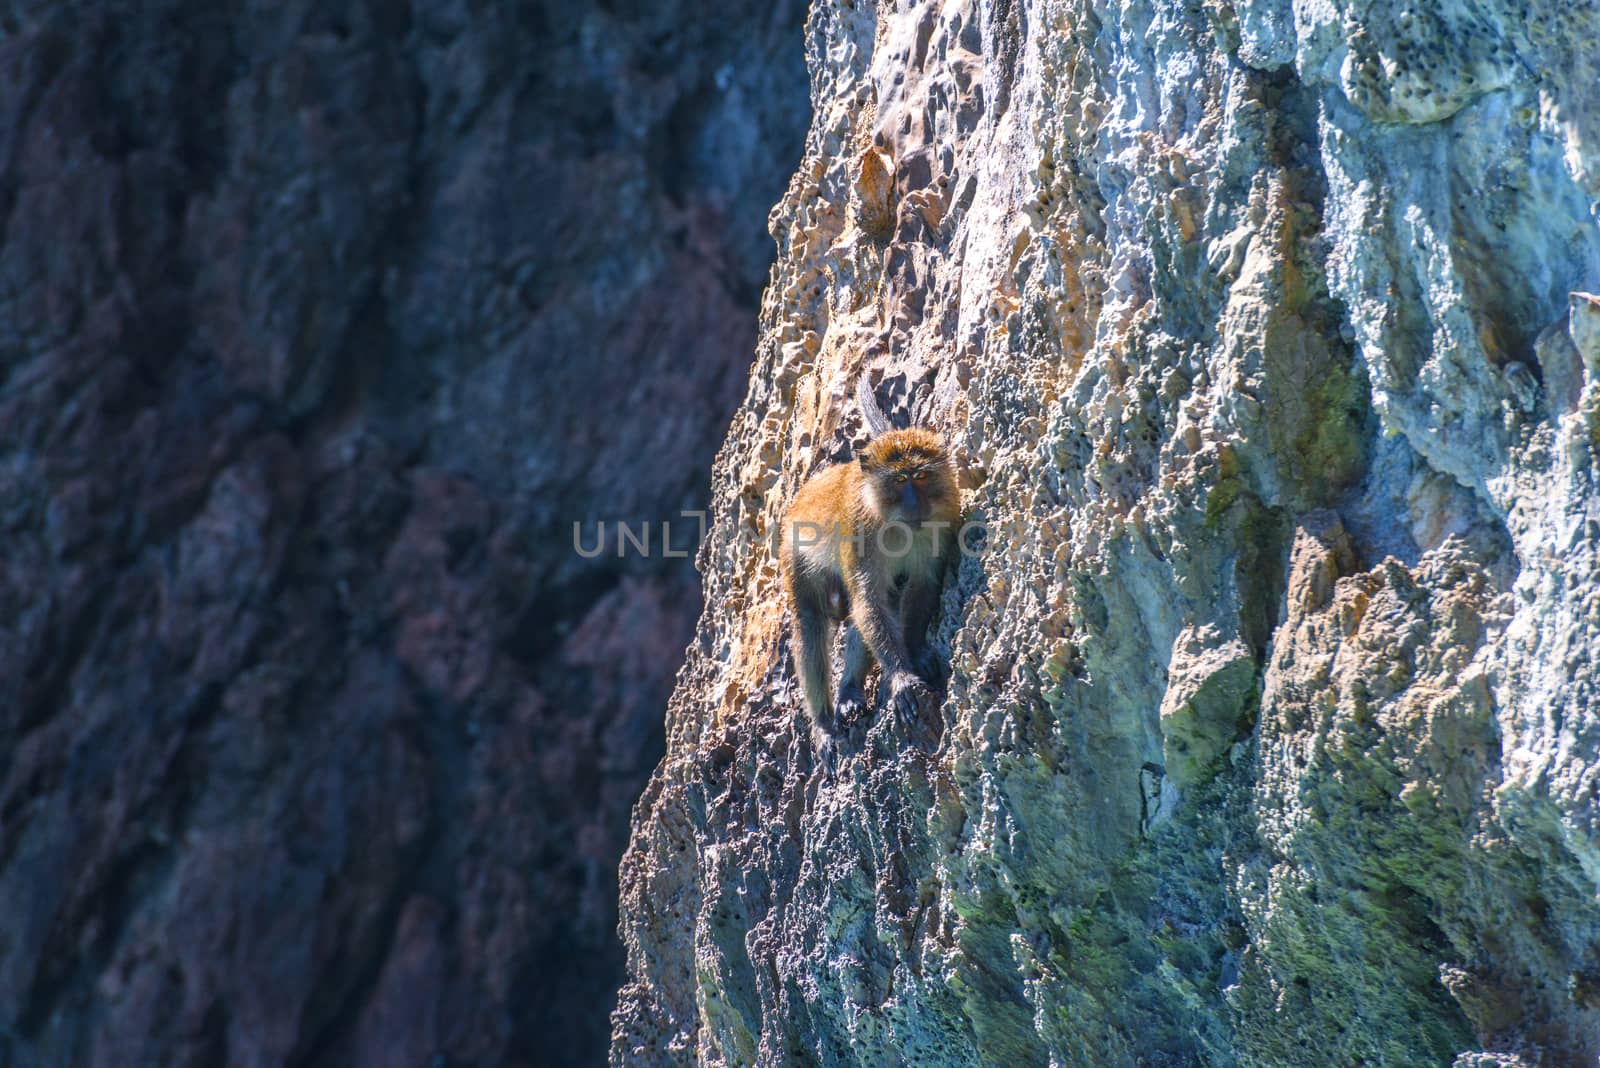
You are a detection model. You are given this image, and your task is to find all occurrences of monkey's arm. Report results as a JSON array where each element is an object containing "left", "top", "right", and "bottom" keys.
[
  {"left": 847, "top": 563, "right": 930, "bottom": 725},
  {"left": 902, "top": 534, "right": 954, "bottom": 684},
  {"left": 836, "top": 623, "right": 871, "bottom": 725},
  {"left": 900, "top": 572, "right": 946, "bottom": 687},
  {"left": 847, "top": 563, "right": 912, "bottom": 675}
]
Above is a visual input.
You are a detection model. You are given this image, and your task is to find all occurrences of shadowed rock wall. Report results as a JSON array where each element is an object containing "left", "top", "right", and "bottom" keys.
[
  {"left": 0, "top": 2, "right": 806, "bottom": 1065},
  {"left": 612, "top": 0, "right": 1600, "bottom": 1064}
]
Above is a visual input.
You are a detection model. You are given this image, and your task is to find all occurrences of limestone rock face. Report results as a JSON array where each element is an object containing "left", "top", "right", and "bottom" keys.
[{"left": 612, "top": 0, "right": 1600, "bottom": 1064}]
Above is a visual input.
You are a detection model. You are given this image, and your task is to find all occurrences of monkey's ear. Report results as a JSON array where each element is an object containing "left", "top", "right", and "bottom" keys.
[{"left": 857, "top": 453, "right": 875, "bottom": 472}]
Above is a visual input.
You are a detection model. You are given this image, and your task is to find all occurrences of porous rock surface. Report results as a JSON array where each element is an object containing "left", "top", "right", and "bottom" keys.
[
  {"left": 612, "top": 0, "right": 1600, "bottom": 1064},
  {"left": 0, "top": 2, "right": 806, "bottom": 1065}
]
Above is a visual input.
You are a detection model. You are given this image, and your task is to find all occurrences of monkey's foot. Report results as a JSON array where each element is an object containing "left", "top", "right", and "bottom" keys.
[{"left": 888, "top": 671, "right": 933, "bottom": 729}]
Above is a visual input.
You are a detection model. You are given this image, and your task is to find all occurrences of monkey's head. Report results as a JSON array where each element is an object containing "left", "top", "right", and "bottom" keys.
[{"left": 857, "top": 428, "right": 957, "bottom": 526}]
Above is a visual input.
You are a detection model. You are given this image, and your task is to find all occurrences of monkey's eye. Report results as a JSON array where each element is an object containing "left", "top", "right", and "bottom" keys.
[
  {"left": 895, "top": 474, "right": 907, "bottom": 484},
  {"left": 913, "top": 471, "right": 927, "bottom": 481}
]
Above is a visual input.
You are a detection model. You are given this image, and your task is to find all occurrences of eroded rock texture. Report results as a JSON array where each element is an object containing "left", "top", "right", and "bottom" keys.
[
  {"left": 613, "top": 0, "right": 1600, "bottom": 1064},
  {"left": 0, "top": 2, "right": 806, "bottom": 1065}
]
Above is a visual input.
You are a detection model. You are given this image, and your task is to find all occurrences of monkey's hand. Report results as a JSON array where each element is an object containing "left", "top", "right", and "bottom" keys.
[
  {"left": 888, "top": 671, "right": 933, "bottom": 729},
  {"left": 834, "top": 683, "right": 869, "bottom": 729}
]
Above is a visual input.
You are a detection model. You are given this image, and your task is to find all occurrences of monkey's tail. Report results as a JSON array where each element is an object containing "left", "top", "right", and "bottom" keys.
[{"left": 856, "top": 375, "right": 894, "bottom": 438}]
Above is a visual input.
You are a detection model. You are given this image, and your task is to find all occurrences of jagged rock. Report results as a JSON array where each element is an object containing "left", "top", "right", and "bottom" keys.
[{"left": 613, "top": 0, "right": 1600, "bottom": 1064}]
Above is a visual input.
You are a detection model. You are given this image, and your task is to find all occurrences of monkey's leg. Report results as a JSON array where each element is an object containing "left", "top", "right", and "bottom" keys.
[
  {"left": 836, "top": 624, "right": 872, "bottom": 728},
  {"left": 791, "top": 587, "right": 838, "bottom": 735}
]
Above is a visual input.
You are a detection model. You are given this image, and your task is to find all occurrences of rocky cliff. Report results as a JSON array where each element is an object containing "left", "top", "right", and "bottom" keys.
[
  {"left": 612, "top": 1, "right": 1600, "bottom": 1064},
  {"left": 0, "top": 2, "right": 806, "bottom": 1066}
]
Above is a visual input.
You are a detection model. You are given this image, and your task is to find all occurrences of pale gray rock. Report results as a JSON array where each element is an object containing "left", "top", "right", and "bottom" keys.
[{"left": 614, "top": 0, "right": 1600, "bottom": 1064}]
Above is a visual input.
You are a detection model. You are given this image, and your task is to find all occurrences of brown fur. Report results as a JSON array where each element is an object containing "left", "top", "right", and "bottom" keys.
[{"left": 779, "top": 427, "right": 960, "bottom": 742}]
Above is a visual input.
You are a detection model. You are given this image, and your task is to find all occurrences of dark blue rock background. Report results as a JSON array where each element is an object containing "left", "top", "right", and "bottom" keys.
[{"left": 0, "top": 2, "right": 807, "bottom": 1064}]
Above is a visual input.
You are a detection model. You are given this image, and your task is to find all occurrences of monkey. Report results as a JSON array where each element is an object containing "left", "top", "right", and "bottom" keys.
[{"left": 779, "top": 378, "right": 960, "bottom": 746}]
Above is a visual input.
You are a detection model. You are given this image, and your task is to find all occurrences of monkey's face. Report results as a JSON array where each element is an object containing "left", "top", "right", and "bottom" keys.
[{"left": 858, "top": 429, "right": 955, "bottom": 526}]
